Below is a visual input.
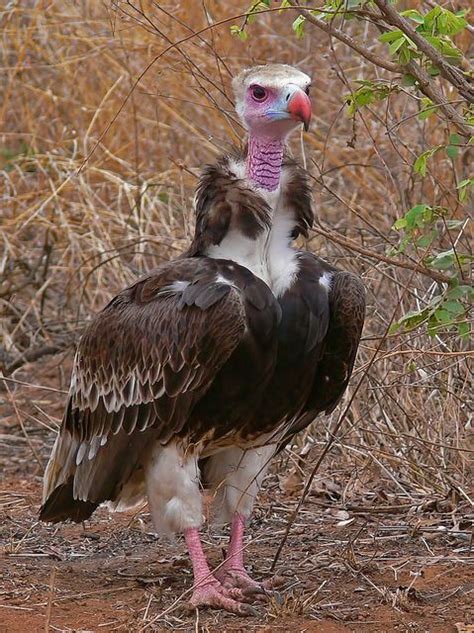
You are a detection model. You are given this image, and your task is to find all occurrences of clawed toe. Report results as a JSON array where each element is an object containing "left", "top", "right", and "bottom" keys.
[
  {"left": 189, "top": 579, "right": 259, "bottom": 616},
  {"left": 215, "top": 568, "right": 284, "bottom": 603},
  {"left": 224, "top": 584, "right": 267, "bottom": 604},
  {"left": 261, "top": 574, "right": 286, "bottom": 590}
]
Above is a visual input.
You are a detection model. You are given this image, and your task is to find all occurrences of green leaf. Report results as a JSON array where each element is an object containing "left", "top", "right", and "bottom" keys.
[
  {"left": 405, "top": 204, "right": 430, "bottom": 228},
  {"left": 345, "top": 81, "right": 393, "bottom": 116},
  {"left": 379, "top": 29, "right": 404, "bottom": 43},
  {"left": 434, "top": 308, "right": 452, "bottom": 323},
  {"left": 426, "top": 249, "right": 456, "bottom": 270},
  {"left": 398, "top": 45, "right": 413, "bottom": 65},
  {"left": 242, "top": 0, "right": 272, "bottom": 25},
  {"left": 446, "top": 147, "right": 458, "bottom": 159},
  {"left": 345, "top": 0, "right": 364, "bottom": 9},
  {"left": 427, "top": 320, "right": 438, "bottom": 337},
  {"left": 446, "top": 284, "right": 470, "bottom": 301},
  {"left": 392, "top": 272, "right": 471, "bottom": 339},
  {"left": 388, "top": 321, "right": 401, "bottom": 335},
  {"left": 392, "top": 204, "right": 438, "bottom": 234},
  {"left": 445, "top": 287, "right": 463, "bottom": 301},
  {"left": 292, "top": 14, "right": 306, "bottom": 38},
  {"left": 445, "top": 219, "right": 464, "bottom": 229},
  {"left": 423, "top": 6, "right": 468, "bottom": 36},
  {"left": 416, "top": 229, "right": 437, "bottom": 248},
  {"left": 230, "top": 25, "right": 248, "bottom": 41},
  {"left": 425, "top": 35, "right": 462, "bottom": 60},
  {"left": 446, "top": 133, "right": 461, "bottom": 159},
  {"left": 413, "top": 148, "right": 440, "bottom": 176},
  {"left": 389, "top": 36, "right": 406, "bottom": 55},
  {"left": 459, "top": 285, "right": 474, "bottom": 301},
  {"left": 418, "top": 98, "right": 437, "bottom": 121},
  {"left": 393, "top": 217, "right": 407, "bottom": 230},
  {"left": 458, "top": 322, "right": 470, "bottom": 338},
  {"left": 427, "top": 64, "right": 441, "bottom": 77},
  {"left": 457, "top": 177, "right": 474, "bottom": 202},
  {"left": 443, "top": 301, "right": 465, "bottom": 316},
  {"left": 247, "top": 0, "right": 271, "bottom": 21},
  {"left": 401, "top": 74, "right": 418, "bottom": 87},
  {"left": 400, "top": 9, "right": 424, "bottom": 24},
  {"left": 413, "top": 153, "right": 428, "bottom": 177}
]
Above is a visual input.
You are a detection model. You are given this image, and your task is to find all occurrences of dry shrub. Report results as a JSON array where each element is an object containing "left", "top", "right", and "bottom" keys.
[{"left": 1, "top": 2, "right": 472, "bottom": 505}]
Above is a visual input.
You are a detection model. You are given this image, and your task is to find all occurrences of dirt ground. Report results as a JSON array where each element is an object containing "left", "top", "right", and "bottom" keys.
[
  {"left": 2, "top": 2, "right": 473, "bottom": 630},
  {"left": 1, "top": 360, "right": 473, "bottom": 632}
]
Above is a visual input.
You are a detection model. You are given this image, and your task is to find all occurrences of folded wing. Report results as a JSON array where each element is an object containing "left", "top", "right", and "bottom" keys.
[{"left": 40, "top": 259, "right": 252, "bottom": 522}]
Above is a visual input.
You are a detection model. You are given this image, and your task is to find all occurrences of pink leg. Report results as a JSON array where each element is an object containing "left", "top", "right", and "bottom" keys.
[
  {"left": 215, "top": 513, "right": 279, "bottom": 594},
  {"left": 184, "top": 527, "right": 256, "bottom": 615},
  {"left": 223, "top": 512, "right": 247, "bottom": 572},
  {"left": 214, "top": 513, "right": 255, "bottom": 585}
]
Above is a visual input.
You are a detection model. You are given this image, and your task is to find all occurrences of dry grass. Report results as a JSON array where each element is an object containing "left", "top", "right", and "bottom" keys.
[{"left": 0, "top": 1, "right": 473, "bottom": 628}]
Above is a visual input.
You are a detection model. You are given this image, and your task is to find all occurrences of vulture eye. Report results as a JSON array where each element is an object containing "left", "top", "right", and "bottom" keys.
[
  {"left": 251, "top": 85, "right": 267, "bottom": 101},
  {"left": 305, "top": 85, "right": 311, "bottom": 96}
]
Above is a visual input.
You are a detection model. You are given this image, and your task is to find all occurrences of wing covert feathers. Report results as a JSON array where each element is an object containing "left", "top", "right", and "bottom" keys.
[
  {"left": 70, "top": 260, "right": 246, "bottom": 440},
  {"left": 282, "top": 269, "right": 366, "bottom": 441},
  {"left": 40, "top": 160, "right": 365, "bottom": 524},
  {"left": 40, "top": 259, "right": 257, "bottom": 520}
]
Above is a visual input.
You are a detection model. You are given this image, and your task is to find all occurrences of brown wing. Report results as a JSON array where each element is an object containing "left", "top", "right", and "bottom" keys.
[
  {"left": 307, "top": 271, "right": 366, "bottom": 415},
  {"left": 280, "top": 270, "right": 366, "bottom": 441},
  {"left": 40, "top": 258, "right": 249, "bottom": 521},
  {"left": 240, "top": 253, "right": 331, "bottom": 440},
  {"left": 281, "top": 156, "right": 314, "bottom": 240},
  {"left": 278, "top": 271, "right": 365, "bottom": 450}
]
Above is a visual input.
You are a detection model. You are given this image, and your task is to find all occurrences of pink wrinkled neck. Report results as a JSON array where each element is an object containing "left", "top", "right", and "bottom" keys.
[{"left": 247, "top": 135, "right": 284, "bottom": 191}]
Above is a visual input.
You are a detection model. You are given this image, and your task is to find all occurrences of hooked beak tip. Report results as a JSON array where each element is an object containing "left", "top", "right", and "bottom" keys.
[{"left": 287, "top": 89, "right": 312, "bottom": 132}]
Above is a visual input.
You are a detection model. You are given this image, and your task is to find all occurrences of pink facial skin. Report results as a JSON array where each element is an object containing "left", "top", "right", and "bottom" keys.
[
  {"left": 243, "top": 83, "right": 311, "bottom": 190},
  {"left": 243, "top": 84, "right": 311, "bottom": 134}
]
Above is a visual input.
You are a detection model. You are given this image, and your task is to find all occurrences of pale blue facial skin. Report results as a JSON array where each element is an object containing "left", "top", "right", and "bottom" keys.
[{"left": 242, "top": 84, "right": 311, "bottom": 138}]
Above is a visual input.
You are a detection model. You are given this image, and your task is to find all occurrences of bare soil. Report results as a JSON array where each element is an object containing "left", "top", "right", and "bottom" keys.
[
  {"left": 2, "top": 2, "right": 473, "bottom": 630},
  {"left": 1, "top": 360, "right": 473, "bottom": 632}
]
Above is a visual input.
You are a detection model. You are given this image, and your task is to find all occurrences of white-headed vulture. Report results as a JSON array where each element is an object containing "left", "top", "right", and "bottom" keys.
[{"left": 40, "top": 64, "right": 365, "bottom": 615}]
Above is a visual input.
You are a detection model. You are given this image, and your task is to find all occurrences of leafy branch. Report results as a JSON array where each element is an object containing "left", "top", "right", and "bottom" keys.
[
  {"left": 233, "top": 0, "right": 473, "bottom": 137},
  {"left": 373, "top": 0, "right": 473, "bottom": 103},
  {"left": 231, "top": 0, "right": 473, "bottom": 340}
]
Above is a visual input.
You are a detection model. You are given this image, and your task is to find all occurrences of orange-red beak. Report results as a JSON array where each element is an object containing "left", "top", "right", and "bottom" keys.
[{"left": 287, "top": 89, "right": 312, "bottom": 131}]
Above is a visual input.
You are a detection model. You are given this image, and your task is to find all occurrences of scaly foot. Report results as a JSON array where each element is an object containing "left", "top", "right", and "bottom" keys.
[
  {"left": 215, "top": 566, "right": 285, "bottom": 597},
  {"left": 189, "top": 577, "right": 258, "bottom": 616}
]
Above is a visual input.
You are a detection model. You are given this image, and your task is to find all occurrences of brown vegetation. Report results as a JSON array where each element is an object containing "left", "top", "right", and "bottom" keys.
[{"left": 1, "top": 1, "right": 472, "bottom": 631}]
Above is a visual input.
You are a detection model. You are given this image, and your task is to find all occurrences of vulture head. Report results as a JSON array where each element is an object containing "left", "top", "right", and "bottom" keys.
[{"left": 232, "top": 63, "right": 312, "bottom": 137}]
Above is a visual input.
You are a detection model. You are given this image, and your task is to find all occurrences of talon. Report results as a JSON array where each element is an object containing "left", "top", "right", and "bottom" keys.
[
  {"left": 241, "top": 585, "right": 266, "bottom": 596},
  {"left": 262, "top": 574, "right": 286, "bottom": 590},
  {"left": 243, "top": 604, "right": 259, "bottom": 617},
  {"left": 215, "top": 567, "right": 284, "bottom": 603},
  {"left": 269, "top": 591, "right": 285, "bottom": 606},
  {"left": 190, "top": 579, "right": 257, "bottom": 616}
]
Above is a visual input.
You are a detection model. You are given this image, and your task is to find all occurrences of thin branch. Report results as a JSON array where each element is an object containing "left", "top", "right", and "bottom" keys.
[
  {"left": 290, "top": 0, "right": 473, "bottom": 138},
  {"left": 44, "top": 567, "right": 56, "bottom": 633},
  {"left": 402, "top": 58, "right": 473, "bottom": 138},
  {"left": 373, "top": 0, "right": 474, "bottom": 104},
  {"left": 1, "top": 343, "right": 71, "bottom": 376},
  {"left": 312, "top": 224, "right": 459, "bottom": 286},
  {"left": 289, "top": 2, "right": 399, "bottom": 72}
]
